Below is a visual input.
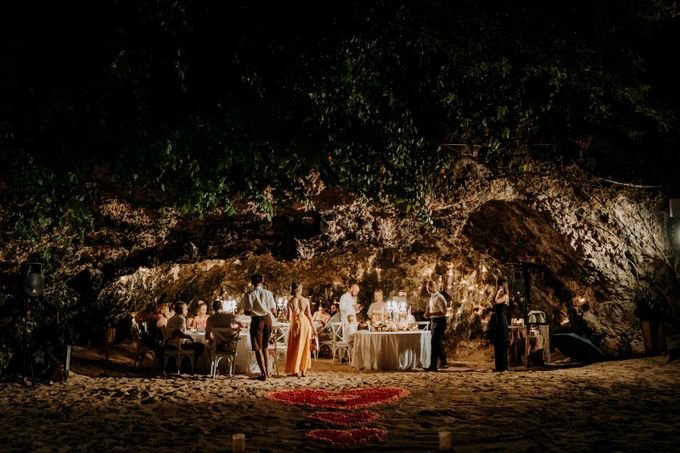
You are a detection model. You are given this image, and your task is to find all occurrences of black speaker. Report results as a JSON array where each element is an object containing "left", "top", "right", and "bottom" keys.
[
  {"left": 23, "top": 262, "right": 44, "bottom": 298},
  {"left": 511, "top": 269, "right": 525, "bottom": 296}
]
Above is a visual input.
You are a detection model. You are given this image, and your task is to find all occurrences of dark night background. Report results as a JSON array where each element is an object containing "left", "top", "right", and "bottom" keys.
[
  {"left": 2, "top": 4, "right": 680, "bottom": 451},
  {"left": 1, "top": 1, "right": 679, "bottom": 227},
  {"left": 1, "top": 0, "right": 680, "bottom": 340}
]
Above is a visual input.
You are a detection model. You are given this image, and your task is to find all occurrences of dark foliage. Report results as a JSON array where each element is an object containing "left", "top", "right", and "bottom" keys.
[{"left": 0, "top": 0, "right": 678, "bottom": 237}]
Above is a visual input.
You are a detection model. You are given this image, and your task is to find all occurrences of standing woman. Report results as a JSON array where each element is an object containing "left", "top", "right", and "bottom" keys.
[
  {"left": 285, "top": 282, "right": 315, "bottom": 377},
  {"left": 493, "top": 280, "right": 510, "bottom": 372},
  {"left": 367, "top": 289, "right": 387, "bottom": 322}
]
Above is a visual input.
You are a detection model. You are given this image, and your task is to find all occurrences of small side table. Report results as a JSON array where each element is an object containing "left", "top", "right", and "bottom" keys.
[
  {"left": 526, "top": 324, "right": 551, "bottom": 365},
  {"left": 508, "top": 325, "right": 551, "bottom": 366}
]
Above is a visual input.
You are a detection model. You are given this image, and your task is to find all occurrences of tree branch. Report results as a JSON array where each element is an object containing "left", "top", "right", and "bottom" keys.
[{"left": 596, "top": 177, "right": 663, "bottom": 189}]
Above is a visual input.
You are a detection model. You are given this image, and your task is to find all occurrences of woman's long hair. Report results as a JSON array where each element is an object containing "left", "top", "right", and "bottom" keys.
[{"left": 290, "top": 281, "right": 301, "bottom": 296}]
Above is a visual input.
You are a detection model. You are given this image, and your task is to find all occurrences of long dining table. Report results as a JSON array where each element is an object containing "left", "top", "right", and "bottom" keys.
[
  {"left": 351, "top": 330, "right": 431, "bottom": 371},
  {"left": 187, "top": 321, "right": 290, "bottom": 374}
]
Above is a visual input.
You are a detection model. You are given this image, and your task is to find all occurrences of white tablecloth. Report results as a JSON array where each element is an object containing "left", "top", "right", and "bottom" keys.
[
  {"left": 188, "top": 324, "right": 289, "bottom": 375},
  {"left": 188, "top": 330, "right": 259, "bottom": 374},
  {"left": 351, "top": 330, "right": 431, "bottom": 370}
]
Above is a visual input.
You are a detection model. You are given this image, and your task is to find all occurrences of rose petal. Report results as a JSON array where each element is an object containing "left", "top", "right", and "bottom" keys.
[
  {"left": 309, "top": 410, "right": 380, "bottom": 426},
  {"left": 307, "top": 428, "right": 387, "bottom": 447},
  {"left": 265, "top": 387, "right": 408, "bottom": 409}
]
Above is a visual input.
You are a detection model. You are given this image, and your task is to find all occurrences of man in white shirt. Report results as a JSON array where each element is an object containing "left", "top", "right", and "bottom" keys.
[
  {"left": 166, "top": 302, "right": 205, "bottom": 358},
  {"left": 424, "top": 281, "right": 447, "bottom": 371},
  {"left": 339, "top": 284, "right": 362, "bottom": 341},
  {"left": 244, "top": 274, "right": 276, "bottom": 381}
]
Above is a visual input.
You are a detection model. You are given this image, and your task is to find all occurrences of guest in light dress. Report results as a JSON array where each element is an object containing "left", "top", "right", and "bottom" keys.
[
  {"left": 189, "top": 301, "right": 208, "bottom": 330},
  {"left": 367, "top": 289, "right": 387, "bottom": 322},
  {"left": 285, "top": 282, "right": 315, "bottom": 377},
  {"left": 311, "top": 304, "right": 331, "bottom": 334},
  {"left": 398, "top": 310, "right": 417, "bottom": 330}
]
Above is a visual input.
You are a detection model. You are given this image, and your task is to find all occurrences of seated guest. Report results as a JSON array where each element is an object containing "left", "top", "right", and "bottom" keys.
[
  {"left": 398, "top": 310, "right": 417, "bottom": 330},
  {"left": 328, "top": 304, "right": 341, "bottom": 324},
  {"left": 166, "top": 302, "right": 204, "bottom": 356},
  {"left": 189, "top": 301, "right": 209, "bottom": 330},
  {"left": 137, "top": 307, "right": 166, "bottom": 363},
  {"left": 205, "top": 299, "right": 243, "bottom": 350},
  {"left": 367, "top": 289, "right": 387, "bottom": 322},
  {"left": 155, "top": 303, "right": 172, "bottom": 329},
  {"left": 343, "top": 314, "right": 359, "bottom": 344},
  {"left": 311, "top": 304, "right": 331, "bottom": 333}
]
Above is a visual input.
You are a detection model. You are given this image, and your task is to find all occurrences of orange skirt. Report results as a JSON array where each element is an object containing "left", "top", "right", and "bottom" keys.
[{"left": 285, "top": 315, "right": 313, "bottom": 374}]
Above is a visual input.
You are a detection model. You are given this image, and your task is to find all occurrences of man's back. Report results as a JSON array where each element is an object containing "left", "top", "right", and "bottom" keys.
[
  {"left": 166, "top": 313, "right": 185, "bottom": 333},
  {"left": 206, "top": 312, "right": 237, "bottom": 331},
  {"left": 247, "top": 286, "right": 275, "bottom": 317}
]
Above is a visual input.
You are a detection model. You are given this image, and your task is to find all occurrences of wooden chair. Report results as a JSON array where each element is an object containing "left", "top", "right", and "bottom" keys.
[
  {"left": 162, "top": 327, "right": 195, "bottom": 375},
  {"left": 417, "top": 321, "right": 431, "bottom": 331},
  {"left": 317, "top": 324, "right": 334, "bottom": 359},
  {"left": 131, "top": 320, "right": 155, "bottom": 368},
  {"left": 329, "top": 322, "right": 351, "bottom": 365},
  {"left": 267, "top": 324, "right": 289, "bottom": 376},
  {"left": 208, "top": 328, "right": 240, "bottom": 378}
]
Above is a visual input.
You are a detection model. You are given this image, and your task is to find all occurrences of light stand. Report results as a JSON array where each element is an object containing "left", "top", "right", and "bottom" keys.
[
  {"left": 21, "top": 262, "right": 44, "bottom": 385},
  {"left": 21, "top": 297, "right": 35, "bottom": 385},
  {"left": 511, "top": 263, "right": 530, "bottom": 322}
]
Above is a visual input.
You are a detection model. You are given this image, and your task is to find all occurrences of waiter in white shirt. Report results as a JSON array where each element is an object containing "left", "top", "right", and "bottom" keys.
[
  {"left": 244, "top": 274, "right": 277, "bottom": 381},
  {"left": 424, "top": 280, "right": 447, "bottom": 371},
  {"left": 339, "top": 283, "right": 362, "bottom": 341}
]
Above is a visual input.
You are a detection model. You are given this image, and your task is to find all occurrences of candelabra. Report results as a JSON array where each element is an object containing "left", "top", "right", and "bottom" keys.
[
  {"left": 386, "top": 300, "right": 398, "bottom": 322},
  {"left": 224, "top": 299, "right": 237, "bottom": 314},
  {"left": 276, "top": 297, "right": 287, "bottom": 320}
]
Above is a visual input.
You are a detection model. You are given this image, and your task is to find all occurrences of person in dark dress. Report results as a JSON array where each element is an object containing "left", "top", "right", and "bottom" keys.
[{"left": 493, "top": 280, "right": 510, "bottom": 372}]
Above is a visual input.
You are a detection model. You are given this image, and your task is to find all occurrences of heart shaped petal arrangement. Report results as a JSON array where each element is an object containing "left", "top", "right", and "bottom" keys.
[
  {"left": 266, "top": 386, "right": 407, "bottom": 448},
  {"left": 265, "top": 387, "right": 408, "bottom": 409},
  {"left": 308, "top": 410, "right": 380, "bottom": 426},
  {"left": 306, "top": 428, "right": 387, "bottom": 448}
]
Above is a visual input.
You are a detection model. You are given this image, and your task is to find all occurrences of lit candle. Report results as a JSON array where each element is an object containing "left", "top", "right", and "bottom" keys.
[
  {"left": 439, "top": 431, "right": 451, "bottom": 450},
  {"left": 233, "top": 433, "right": 246, "bottom": 453}
]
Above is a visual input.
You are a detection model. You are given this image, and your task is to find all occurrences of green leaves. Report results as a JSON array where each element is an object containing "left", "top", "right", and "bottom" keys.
[
  {"left": 1, "top": 0, "right": 677, "bottom": 232},
  {"left": 6, "top": 160, "right": 96, "bottom": 242}
]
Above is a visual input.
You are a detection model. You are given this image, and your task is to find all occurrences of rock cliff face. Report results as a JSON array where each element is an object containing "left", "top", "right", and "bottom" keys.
[{"left": 1, "top": 160, "right": 675, "bottom": 357}]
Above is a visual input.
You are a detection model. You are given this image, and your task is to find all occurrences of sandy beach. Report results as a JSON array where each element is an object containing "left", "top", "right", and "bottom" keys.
[{"left": 1, "top": 345, "right": 679, "bottom": 452}]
